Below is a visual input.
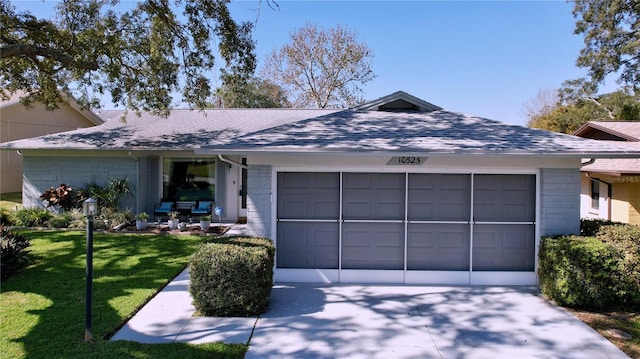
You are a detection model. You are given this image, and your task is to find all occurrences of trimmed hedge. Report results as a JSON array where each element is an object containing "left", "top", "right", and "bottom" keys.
[
  {"left": 539, "top": 225, "right": 640, "bottom": 309},
  {"left": 580, "top": 218, "right": 624, "bottom": 237},
  {"left": 189, "top": 236, "right": 274, "bottom": 316}
]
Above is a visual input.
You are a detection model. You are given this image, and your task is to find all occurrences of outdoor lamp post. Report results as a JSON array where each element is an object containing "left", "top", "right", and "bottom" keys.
[{"left": 82, "top": 198, "right": 98, "bottom": 342}]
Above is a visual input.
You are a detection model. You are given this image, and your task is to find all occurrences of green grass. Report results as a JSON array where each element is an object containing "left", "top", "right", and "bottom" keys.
[
  {"left": 0, "top": 230, "right": 247, "bottom": 359},
  {"left": 0, "top": 191, "right": 22, "bottom": 211}
]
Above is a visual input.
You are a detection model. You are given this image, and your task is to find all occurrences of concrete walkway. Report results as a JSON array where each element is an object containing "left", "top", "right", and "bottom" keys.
[{"left": 112, "top": 266, "right": 630, "bottom": 359}]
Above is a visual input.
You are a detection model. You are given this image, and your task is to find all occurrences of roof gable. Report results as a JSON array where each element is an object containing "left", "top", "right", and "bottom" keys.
[
  {"left": 352, "top": 91, "right": 442, "bottom": 112},
  {"left": 1, "top": 90, "right": 104, "bottom": 125},
  {"left": 573, "top": 121, "right": 640, "bottom": 141}
]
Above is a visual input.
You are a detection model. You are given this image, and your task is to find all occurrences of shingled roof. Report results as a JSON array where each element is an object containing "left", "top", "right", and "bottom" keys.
[
  {"left": 573, "top": 121, "right": 640, "bottom": 141},
  {"left": 1, "top": 91, "right": 636, "bottom": 157},
  {"left": 1, "top": 108, "right": 337, "bottom": 150},
  {"left": 574, "top": 122, "right": 640, "bottom": 174}
]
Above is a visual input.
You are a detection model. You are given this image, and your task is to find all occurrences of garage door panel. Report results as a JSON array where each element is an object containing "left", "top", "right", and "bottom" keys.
[
  {"left": 343, "top": 173, "right": 405, "bottom": 220},
  {"left": 408, "top": 223, "right": 470, "bottom": 270},
  {"left": 342, "top": 222, "right": 404, "bottom": 270},
  {"left": 277, "top": 222, "right": 339, "bottom": 269},
  {"left": 474, "top": 175, "right": 535, "bottom": 222},
  {"left": 277, "top": 171, "right": 537, "bottom": 285},
  {"left": 408, "top": 174, "right": 471, "bottom": 221},
  {"left": 278, "top": 172, "right": 339, "bottom": 219},
  {"left": 472, "top": 224, "right": 535, "bottom": 271}
]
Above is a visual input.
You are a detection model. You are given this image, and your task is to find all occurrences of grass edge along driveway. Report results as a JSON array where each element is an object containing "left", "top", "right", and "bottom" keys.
[{"left": 0, "top": 230, "right": 246, "bottom": 359}]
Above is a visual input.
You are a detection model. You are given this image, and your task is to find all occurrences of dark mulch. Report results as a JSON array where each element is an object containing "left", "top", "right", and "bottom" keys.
[{"left": 112, "top": 223, "right": 230, "bottom": 236}]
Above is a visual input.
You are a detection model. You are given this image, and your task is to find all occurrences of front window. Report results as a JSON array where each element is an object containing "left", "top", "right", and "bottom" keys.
[
  {"left": 163, "top": 158, "right": 215, "bottom": 201},
  {"left": 591, "top": 179, "right": 600, "bottom": 210}
]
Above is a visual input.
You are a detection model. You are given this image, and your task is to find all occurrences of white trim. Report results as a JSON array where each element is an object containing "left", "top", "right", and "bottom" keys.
[
  {"left": 273, "top": 166, "right": 540, "bottom": 175},
  {"left": 270, "top": 167, "right": 278, "bottom": 245},
  {"left": 338, "top": 172, "right": 343, "bottom": 281},
  {"left": 534, "top": 170, "right": 541, "bottom": 280},
  {"left": 340, "top": 270, "right": 404, "bottom": 284},
  {"left": 403, "top": 173, "right": 409, "bottom": 275},
  {"left": 470, "top": 174, "right": 475, "bottom": 274},
  {"left": 470, "top": 272, "right": 538, "bottom": 286},
  {"left": 274, "top": 269, "right": 538, "bottom": 285},
  {"left": 275, "top": 269, "right": 339, "bottom": 283},
  {"left": 405, "top": 271, "right": 470, "bottom": 285}
]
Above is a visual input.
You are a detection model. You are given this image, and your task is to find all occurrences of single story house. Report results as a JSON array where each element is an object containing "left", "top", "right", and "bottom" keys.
[
  {"left": 0, "top": 91, "right": 103, "bottom": 194},
  {"left": 2, "top": 91, "right": 635, "bottom": 285},
  {"left": 573, "top": 121, "right": 640, "bottom": 225}
]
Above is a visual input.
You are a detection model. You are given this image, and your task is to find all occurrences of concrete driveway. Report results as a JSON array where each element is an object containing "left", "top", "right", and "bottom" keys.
[
  {"left": 246, "top": 284, "right": 629, "bottom": 359},
  {"left": 112, "top": 268, "right": 629, "bottom": 358}
]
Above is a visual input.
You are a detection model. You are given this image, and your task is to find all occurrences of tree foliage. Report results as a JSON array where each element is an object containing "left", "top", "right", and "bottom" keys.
[
  {"left": 520, "top": 88, "right": 559, "bottom": 123},
  {"left": 565, "top": 0, "right": 640, "bottom": 95},
  {"left": 527, "top": 90, "right": 640, "bottom": 134},
  {"left": 0, "top": 0, "right": 256, "bottom": 115},
  {"left": 261, "top": 22, "right": 376, "bottom": 109},
  {"left": 212, "top": 72, "right": 289, "bottom": 108}
]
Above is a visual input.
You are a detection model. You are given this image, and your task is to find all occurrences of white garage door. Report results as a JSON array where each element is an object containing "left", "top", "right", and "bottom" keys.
[{"left": 276, "top": 172, "right": 537, "bottom": 285}]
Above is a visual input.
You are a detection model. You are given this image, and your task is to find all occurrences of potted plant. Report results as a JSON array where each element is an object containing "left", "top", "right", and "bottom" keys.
[
  {"left": 168, "top": 211, "right": 180, "bottom": 230},
  {"left": 199, "top": 215, "right": 211, "bottom": 231},
  {"left": 135, "top": 212, "right": 149, "bottom": 230}
]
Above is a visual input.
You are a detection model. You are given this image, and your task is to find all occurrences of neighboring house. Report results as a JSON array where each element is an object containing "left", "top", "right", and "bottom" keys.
[
  {"left": 1, "top": 91, "right": 634, "bottom": 285},
  {"left": 573, "top": 121, "right": 640, "bottom": 225},
  {"left": 0, "top": 92, "right": 103, "bottom": 194}
]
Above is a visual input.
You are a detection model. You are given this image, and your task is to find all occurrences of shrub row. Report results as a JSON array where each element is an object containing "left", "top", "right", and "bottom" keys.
[
  {"left": 580, "top": 218, "right": 624, "bottom": 237},
  {"left": 1, "top": 226, "right": 31, "bottom": 280},
  {"left": 539, "top": 223, "right": 640, "bottom": 309},
  {"left": 0, "top": 207, "right": 132, "bottom": 230},
  {"left": 189, "top": 236, "right": 274, "bottom": 317}
]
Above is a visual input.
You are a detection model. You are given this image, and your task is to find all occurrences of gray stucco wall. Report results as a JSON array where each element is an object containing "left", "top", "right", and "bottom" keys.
[
  {"left": 539, "top": 168, "right": 581, "bottom": 236},
  {"left": 22, "top": 156, "right": 139, "bottom": 212},
  {"left": 246, "top": 165, "right": 272, "bottom": 237}
]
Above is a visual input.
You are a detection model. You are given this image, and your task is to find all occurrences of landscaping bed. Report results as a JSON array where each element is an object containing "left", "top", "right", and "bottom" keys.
[
  {"left": 117, "top": 223, "right": 230, "bottom": 236},
  {"left": 569, "top": 309, "right": 639, "bottom": 358}
]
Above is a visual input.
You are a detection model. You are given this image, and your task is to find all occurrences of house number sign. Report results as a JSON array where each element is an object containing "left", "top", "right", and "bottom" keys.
[{"left": 386, "top": 156, "right": 427, "bottom": 166}]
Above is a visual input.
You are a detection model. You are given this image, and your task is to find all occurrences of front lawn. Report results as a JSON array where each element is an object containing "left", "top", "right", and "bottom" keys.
[
  {"left": 0, "top": 230, "right": 246, "bottom": 359},
  {"left": 0, "top": 191, "right": 22, "bottom": 211}
]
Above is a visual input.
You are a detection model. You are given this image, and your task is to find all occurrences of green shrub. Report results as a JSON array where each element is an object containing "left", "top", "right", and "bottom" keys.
[
  {"left": 189, "top": 237, "right": 274, "bottom": 316},
  {"left": 580, "top": 218, "right": 623, "bottom": 237},
  {"left": 539, "top": 235, "right": 640, "bottom": 309},
  {"left": 596, "top": 223, "right": 640, "bottom": 244},
  {"left": 0, "top": 208, "right": 16, "bottom": 226},
  {"left": 76, "top": 177, "right": 133, "bottom": 211},
  {"left": 596, "top": 224, "right": 640, "bottom": 305},
  {"left": 14, "top": 208, "right": 53, "bottom": 227},
  {"left": 1, "top": 226, "right": 31, "bottom": 280},
  {"left": 47, "top": 212, "right": 73, "bottom": 228}
]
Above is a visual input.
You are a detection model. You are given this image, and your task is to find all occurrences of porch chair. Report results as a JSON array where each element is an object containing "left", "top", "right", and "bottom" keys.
[
  {"left": 154, "top": 200, "right": 176, "bottom": 220},
  {"left": 190, "top": 200, "right": 213, "bottom": 220}
]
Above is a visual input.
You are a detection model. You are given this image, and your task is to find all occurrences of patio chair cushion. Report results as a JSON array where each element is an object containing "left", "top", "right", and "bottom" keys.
[
  {"left": 154, "top": 201, "right": 174, "bottom": 214},
  {"left": 190, "top": 201, "right": 213, "bottom": 215}
]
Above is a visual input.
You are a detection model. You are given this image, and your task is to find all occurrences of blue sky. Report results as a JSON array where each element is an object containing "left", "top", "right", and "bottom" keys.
[
  {"left": 228, "top": 0, "right": 603, "bottom": 125},
  {"left": 12, "top": 1, "right": 616, "bottom": 125}
]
